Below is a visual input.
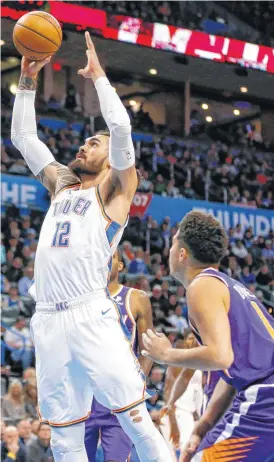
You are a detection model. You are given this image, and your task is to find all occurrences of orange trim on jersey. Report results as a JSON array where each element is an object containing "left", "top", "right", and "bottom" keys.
[
  {"left": 201, "top": 436, "right": 258, "bottom": 461},
  {"left": 40, "top": 412, "right": 91, "bottom": 428},
  {"left": 60, "top": 183, "right": 82, "bottom": 192},
  {"left": 112, "top": 393, "right": 146, "bottom": 414}
]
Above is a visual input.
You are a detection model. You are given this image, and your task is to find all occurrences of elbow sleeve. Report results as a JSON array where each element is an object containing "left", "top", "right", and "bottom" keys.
[{"left": 95, "top": 77, "right": 135, "bottom": 170}]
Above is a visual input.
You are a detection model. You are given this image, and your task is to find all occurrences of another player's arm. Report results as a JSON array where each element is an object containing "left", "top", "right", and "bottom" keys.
[
  {"left": 142, "top": 277, "right": 234, "bottom": 370},
  {"left": 11, "top": 58, "right": 79, "bottom": 198},
  {"left": 181, "top": 378, "right": 236, "bottom": 462},
  {"left": 166, "top": 369, "right": 195, "bottom": 409},
  {"left": 78, "top": 32, "right": 137, "bottom": 224},
  {"left": 131, "top": 290, "right": 154, "bottom": 376}
]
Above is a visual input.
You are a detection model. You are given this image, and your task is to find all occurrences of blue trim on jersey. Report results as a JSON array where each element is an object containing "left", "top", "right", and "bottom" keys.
[{"left": 106, "top": 221, "right": 121, "bottom": 245}]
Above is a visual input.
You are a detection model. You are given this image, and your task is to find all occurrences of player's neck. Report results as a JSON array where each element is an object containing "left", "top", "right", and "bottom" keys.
[
  {"left": 79, "top": 170, "right": 108, "bottom": 189},
  {"left": 108, "top": 281, "right": 122, "bottom": 297},
  {"left": 183, "top": 265, "right": 218, "bottom": 288}
]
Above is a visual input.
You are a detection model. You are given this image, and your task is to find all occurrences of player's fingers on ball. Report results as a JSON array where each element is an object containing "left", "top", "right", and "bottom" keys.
[{"left": 156, "top": 332, "right": 165, "bottom": 338}]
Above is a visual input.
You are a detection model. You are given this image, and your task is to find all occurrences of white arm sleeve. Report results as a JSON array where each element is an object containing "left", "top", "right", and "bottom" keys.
[
  {"left": 94, "top": 77, "right": 135, "bottom": 171},
  {"left": 11, "top": 90, "right": 55, "bottom": 176}
]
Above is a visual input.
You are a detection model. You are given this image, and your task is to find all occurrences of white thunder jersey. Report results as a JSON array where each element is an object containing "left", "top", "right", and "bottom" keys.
[
  {"left": 175, "top": 370, "right": 203, "bottom": 413},
  {"left": 34, "top": 185, "right": 126, "bottom": 303}
]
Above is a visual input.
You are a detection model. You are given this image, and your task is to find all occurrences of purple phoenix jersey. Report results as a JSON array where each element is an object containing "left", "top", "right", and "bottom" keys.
[
  {"left": 203, "top": 372, "right": 220, "bottom": 402},
  {"left": 85, "top": 285, "right": 136, "bottom": 462},
  {"left": 190, "top": 268, "right": 274, "bottom": 462}
]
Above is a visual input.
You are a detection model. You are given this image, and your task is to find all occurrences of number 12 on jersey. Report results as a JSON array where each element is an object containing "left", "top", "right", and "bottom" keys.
[{"left": 52, "top": 221, "right": 71, "bottom": 247}]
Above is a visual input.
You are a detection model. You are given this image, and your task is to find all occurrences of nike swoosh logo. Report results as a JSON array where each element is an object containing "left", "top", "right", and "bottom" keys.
[{"left": 102, "top": 308, "right": 111, "bottom": 315}]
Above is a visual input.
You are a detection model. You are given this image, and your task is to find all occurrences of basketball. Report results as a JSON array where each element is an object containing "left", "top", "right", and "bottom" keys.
[{"left": 13, "top": 11, "right": 62, "bottom": 61}]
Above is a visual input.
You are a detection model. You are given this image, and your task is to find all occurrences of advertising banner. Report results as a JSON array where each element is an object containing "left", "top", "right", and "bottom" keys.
[
  {"left": 1, "top": 174, "right": 49, "bottom": 211},
  {"left": 2, "top": 2, "right": 274, "bottom": 74}
]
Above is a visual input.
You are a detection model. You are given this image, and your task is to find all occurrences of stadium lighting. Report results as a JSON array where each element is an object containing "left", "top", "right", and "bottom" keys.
[
  {"left": 201, "top": 103, "right": 209, "bottom": 110},
  {"left": 149, "top": 68, "right": 158, "bottom": 75},
  {"left": 0, "top": 40, "right": 5, "bottom": 46},
  {"left": 129, "top": 100, "right": 137, "bottom": 106},
  {"left": 9, "top": 83, "right": 18, "bottom": 95},
  {"left": 205, "top": 116, "right": 213, "bottom": 123},
  {"left": 240, "top": 86, "right": 248, "bottom": 93},
  {"left": 234, "top": 109, "right": 240, "bottom": 116}
]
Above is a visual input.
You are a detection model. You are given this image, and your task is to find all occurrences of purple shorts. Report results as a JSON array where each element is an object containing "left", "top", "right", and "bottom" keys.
[
  {"left": 194, "top": 377, "right": 274, "bottom": 461},
  {"left": 85, "top": 399, "right": 132, "bottom": 462}
]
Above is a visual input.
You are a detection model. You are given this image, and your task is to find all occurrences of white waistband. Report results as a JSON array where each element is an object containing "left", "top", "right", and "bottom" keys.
[{"left": 35, "top": 289, "right": 109, "bottom": 313}]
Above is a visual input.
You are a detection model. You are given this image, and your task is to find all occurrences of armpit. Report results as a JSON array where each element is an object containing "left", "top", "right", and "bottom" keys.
[{"left": 37, "top": 161, "right": 81, "bottom": 197}]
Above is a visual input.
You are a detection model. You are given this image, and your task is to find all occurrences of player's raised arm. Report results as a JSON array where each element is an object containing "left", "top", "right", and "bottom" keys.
[
  {"left": 78, "top": 32, "right": 137, "bottom": 203},
  {"left": 142, "top": 277, "right": 234, "bottom": 370},
  {"left": 11, "top": 57, "right": 80, "bottom": 198}
]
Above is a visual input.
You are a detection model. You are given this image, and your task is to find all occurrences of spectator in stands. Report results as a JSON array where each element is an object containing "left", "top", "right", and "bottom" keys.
[
  {"left": 154, "top": 174, "right": 167, "bottom": 195},
  {"left": 1, "top": 285, "right": 25, "bottom": 327},
  {"left": 150, "top": 284, "right": 169, "bottom": 318},
  {"left": 1, "top": 382, "right": 26, "bottom": 424},
  {"left": 262, "top": 240, "right": 274, "bottom": 261},
  {"left": 128, "top": 248, "right": 148, "bottom": 274},
  {"left": 31, "top": 420, "right": 40, "bottom": 437},
  {"left": 8, "top": 159, "right": 28, "bottom": 175},
  {"left": 5, "top": 258, "right": 24, "bottom": 283},
  {"left": 63, "top": 83, "right": 81, "bottom": 113},
  {"left": 23, "top": 229, "right": 36, "bottom": 248},
  {"left": 22, "top": 367, "right": 36, "bottom": 385},
  {"left": 1, "top": 425, "right": 27, "bottom": 462},
  {"left": 240, "top": 266, "right": 256, "bottom": 285},
  {"left": 17, "top": 420, "right": 37, "bottom": 447},
  {"left": 24, "top": 379, "right": 38, "bottom": 420},
  {"left": 4, "top": 317, "right": 33, "bottom": 370},
  {"left": 121, "top": 241, "right": 135, "bottom": 268},
  {"left": 168, "top": 304, "right": 189, "bottom": 333},
  {"left": 27, "top": 423, "right": 53, "bottom": 462},
  {"left": 256, "top": 264, "right": 273, "bottom": 286},
  {"left": 183, "top": 180, "right": 196, "bottom": 199},
  {"left": 1, "top": 274, "right": 10, "bottom": 294},
  {"left": 231, "top": 239, "right": 248, "bottom": 260},
  {"left": 18, "top": 265, "right": 34, "bottom": 297}
]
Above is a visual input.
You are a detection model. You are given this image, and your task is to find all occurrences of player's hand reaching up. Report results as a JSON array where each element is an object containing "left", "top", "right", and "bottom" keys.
[
  {"left": 21, "top": 56, "right": 51, "bottom": 79},
  {"left": 142, "top": 329, "right": 172, "bottom": 364},
  {"left": 78, "top": 31, "right": 106, "bottom": 82}
]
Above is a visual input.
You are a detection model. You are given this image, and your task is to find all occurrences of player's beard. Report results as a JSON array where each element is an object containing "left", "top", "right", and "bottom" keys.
[{"left": 68, "top": 160, "right": 98, "bottom": 176}]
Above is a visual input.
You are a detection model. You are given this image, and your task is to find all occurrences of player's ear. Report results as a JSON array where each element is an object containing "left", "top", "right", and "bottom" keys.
[
  {"left": 118, "top": 262, "right": 124, "bottom": 272},
  {"left": 179, "top": 246, "right": 187, "bottom": 263}
]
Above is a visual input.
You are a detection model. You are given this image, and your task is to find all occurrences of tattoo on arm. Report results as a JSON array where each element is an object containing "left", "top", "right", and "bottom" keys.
[
  {"left": 18, "top": 76, "right": 37, "bottom": 91},
  {"left": 37, "top": 161, "right": 81, "bottom": 197}
]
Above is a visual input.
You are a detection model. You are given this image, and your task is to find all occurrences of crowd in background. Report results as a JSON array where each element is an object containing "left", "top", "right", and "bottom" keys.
[
  {"left": 1, "top": 110, "right": 274, "bottom": 207},
  {"left": 1, "top": 1, "right": 274, "bottom": 457}
]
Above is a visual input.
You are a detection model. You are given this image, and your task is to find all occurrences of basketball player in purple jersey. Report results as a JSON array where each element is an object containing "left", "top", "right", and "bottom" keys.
[
  {"left": 142, "top": 211, "right": 274, "bottom": 461},
  {"left": 85, "top": 248, "right": 154, "bottom": 461}
]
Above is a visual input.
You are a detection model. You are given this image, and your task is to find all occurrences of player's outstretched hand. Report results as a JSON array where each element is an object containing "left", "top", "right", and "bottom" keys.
[
  {"left": 180, "top": 434, "right": 201, "bottom": 462},
  {"left": 141, "top": 329, "right": 172, "bottom": 364},
  {"left": 78, "top": 31, "right": 105, "bottom": 82},
  {"left": 21, "top": 56, "right": 51, "bottom": 78}
]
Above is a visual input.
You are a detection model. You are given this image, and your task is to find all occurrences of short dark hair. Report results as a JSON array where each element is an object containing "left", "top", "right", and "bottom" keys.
[
  {"left": 95, "top": 130, "right": 110, "bottom": 137},
  {"left": 178, "top": 211, "right": 228, "bottom": 265}
]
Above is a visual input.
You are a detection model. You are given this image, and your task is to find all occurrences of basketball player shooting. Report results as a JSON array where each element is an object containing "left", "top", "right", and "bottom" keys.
[
  {"left": 142, "top": 211, "right": 274, "bottom": 461},
  {"left": 85, "top": 248, "right": 154, "bottom": 461},
  {"left": 11, "top": 32, "right": 172, "bottom": 462}
]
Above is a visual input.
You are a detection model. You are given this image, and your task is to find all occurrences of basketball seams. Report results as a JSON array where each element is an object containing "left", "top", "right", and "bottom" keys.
[
  {"left": 25, "top": 12, "right": 62, "bottom": 42},
  {"left": 16, "top": 23, "right": 59, "bottom": 48},
  {"left": 13, "top": 34, "right": 52, "bottom": 56}
]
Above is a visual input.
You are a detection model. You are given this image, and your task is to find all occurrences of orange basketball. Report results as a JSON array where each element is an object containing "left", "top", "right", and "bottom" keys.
[{"left": 13, "top": 11, "right": 62, "bottom": 61}]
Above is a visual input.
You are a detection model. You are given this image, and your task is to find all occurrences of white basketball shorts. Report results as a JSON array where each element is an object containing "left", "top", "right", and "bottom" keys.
[{"left": 30, "top": 290, "right": 150, "bottom": 427}]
